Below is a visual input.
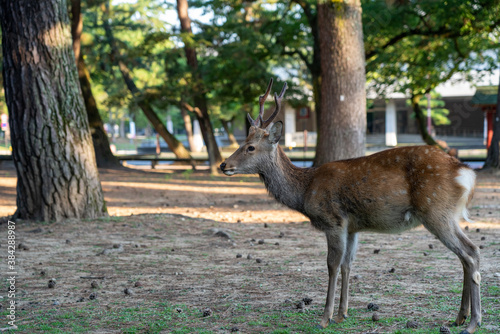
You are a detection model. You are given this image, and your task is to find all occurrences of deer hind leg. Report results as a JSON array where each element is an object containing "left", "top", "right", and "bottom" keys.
[
  {"left": 334, "top": 232, "right": 358, "bottom": 324},
  {"left": 319, "top": 226, "right": 347, "bottom": 328},
  {"left": 424, "top": 221, "right": 481, "bottom": 334}
]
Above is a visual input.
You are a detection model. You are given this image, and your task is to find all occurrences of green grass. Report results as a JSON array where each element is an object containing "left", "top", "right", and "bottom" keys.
[{"left": 4, "top": 291, "right": 499, "bottom": 334}]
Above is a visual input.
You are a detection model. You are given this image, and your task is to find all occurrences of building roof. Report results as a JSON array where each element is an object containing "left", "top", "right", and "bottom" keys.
[{"left": 471, "top": 85, "right": 498, "bottom": 106}]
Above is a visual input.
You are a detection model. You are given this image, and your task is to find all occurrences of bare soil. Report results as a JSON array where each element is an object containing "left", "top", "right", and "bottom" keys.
[{"left": 0, "top": 162, "right": 499, "bottom": 333}]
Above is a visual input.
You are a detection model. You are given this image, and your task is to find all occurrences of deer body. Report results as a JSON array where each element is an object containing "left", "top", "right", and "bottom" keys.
[{"left": 220, "top": 79, "right": 481, "bottom": 334}]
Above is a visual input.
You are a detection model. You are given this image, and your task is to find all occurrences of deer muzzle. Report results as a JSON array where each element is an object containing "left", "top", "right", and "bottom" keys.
[{"left": 220, "top": 162, "right": 236, "bottom": 175}]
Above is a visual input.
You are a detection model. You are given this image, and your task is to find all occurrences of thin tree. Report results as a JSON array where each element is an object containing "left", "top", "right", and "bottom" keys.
[
  {"left": 315, "top": 0, "right": 366, "bottom": 165},
  {"left": 71, "top": 0, "right": 121, "bottom": 168},
  {"left": 0, "top": 0, "right": 107, "bottom": 221},
  {"left": 102, "top": 1, "right": 192, "bottom": 161},
  {"left": 177, "top": 0, "right": 222, "bottom": 174}
]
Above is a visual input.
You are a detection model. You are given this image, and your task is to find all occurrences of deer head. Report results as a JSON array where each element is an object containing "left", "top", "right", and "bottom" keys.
[{"left": 220, "top": 78, "right": 287, "bottom": 175}]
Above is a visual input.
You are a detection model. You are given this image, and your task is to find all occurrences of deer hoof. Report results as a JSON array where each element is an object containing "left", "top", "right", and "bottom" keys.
[
  {"left": 316, "top": 319, "right": 333, "bottom": 329},
  {"left": 333, "top": 314, "right": 347, "bottom": 323}
]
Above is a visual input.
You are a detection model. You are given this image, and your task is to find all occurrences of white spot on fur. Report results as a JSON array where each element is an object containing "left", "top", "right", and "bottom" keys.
[
  {"left": 427, "top": 197, "right": 431, "bottom": 204},
  {"left": 472, "top": 271, "right": 481, "bottom": 285},
  {"left": 427, "top": 165, "right": 432, "bottom": 169},
  {"left": 425, "top": 149, "right": 429, "bottom": 154},
  {"left": 432, "top": 192, "right": 437, "bottom": 197},
  {"left": 455, "top": 168, "right": 476, "bottom": 223},
  {"left": 404, "top": 211, "right": 411, "bottom": 221},
  {"left": 400, "top": 190, "right": 407, "bottom": 195}
]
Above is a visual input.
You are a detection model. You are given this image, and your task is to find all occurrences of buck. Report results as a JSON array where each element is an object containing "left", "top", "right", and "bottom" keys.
[{"left": 220, "top": 79, "right": 481, "bottom": 334}]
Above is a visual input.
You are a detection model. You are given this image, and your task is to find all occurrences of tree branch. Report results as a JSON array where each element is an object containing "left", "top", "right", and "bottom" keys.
[{"left": 366, "top": 17, "right": 500, "bottom": 61}]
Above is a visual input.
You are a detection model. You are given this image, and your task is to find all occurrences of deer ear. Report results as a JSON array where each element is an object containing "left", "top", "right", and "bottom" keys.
[{"left": 268, "top": 121, "right": 283, "bottom": 144}]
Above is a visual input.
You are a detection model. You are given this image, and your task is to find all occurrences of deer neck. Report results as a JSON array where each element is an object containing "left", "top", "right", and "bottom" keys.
[{"left": 258, "top": 146, "right": 314, "bottom": 214}]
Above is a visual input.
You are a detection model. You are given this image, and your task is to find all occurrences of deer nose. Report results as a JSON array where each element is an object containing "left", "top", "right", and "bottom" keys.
[{"left": 220, "top": 162, "right": 226, "bottom": 171}]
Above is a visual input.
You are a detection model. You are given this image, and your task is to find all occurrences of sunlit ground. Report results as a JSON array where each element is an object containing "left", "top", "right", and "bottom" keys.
[{"left": 1, "top": 163, "right": 499, "bottom": 229}]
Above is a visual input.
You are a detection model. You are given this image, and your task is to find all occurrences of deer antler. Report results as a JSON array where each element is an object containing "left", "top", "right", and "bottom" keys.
[
  {"left": 262, "top": 82, "right": 287, "bottom": 129},
  {"left": 247, "top": 78, "right": 287, "bottom": 129}
]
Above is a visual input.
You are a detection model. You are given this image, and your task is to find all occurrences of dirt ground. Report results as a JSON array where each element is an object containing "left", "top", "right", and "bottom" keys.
[{"left": 0, "top": 162, "right": 499, "bottom": 333}]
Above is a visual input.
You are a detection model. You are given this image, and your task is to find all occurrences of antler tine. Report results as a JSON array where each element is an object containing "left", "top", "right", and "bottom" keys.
[
  {"left": 254, "top": 78, "right": 273, "bottom": 127},
  {"left": 262, "top": 82, "right": 287, "bottom": 129}
]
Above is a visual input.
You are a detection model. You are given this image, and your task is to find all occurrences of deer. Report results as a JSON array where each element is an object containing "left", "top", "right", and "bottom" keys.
[{"left": 220, "top": 79, "right": 481, "bottom": 334}]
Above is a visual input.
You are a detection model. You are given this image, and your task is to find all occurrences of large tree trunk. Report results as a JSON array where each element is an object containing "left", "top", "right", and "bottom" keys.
[
  {"left": 102, "top": 1, "right": 192, "bottom": 160},
  {"left": 177, "top": 0, "right": 222, "bottom": 174},
  {"left": 483, "top": 78, "right": 500, "bottom": 170},
  {"left": 0, "top": 0, "right": 107, "bottom": 222},
  {"left": 315, "top": 0, "right": 366, "bottom": 166},
  {"left": 71, "top": 0, "right": 121, "bottom": 168}
]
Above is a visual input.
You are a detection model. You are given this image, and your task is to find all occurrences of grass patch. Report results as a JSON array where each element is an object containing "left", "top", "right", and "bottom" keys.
[{"left": 2, "top": 286, "right": 499, "bottom": 333}]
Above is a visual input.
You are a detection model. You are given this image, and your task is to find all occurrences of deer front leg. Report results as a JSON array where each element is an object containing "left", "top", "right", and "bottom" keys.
[
  {"left": 319, "top": 228, "right": 346, "bottom": 328},
  {"left": 334, "top": 233, "right": 358, "bottom": 324}
]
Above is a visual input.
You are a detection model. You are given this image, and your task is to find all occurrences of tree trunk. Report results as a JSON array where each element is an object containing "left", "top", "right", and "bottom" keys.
[
  {"left": 315, "top": 0, "right": 366, "bottom": 166},
  {"left": 221, "top": 119, "right": 239, "bottom": 147},
  {"left": 483, "top": 78, "right": 500, "bottom": 170},
  {"left": 177, "top": 0, "right": 222, "bottom": 174},
  {"left": 180, "top": 106, "right": 195, "bottom": 152},
  {"left": 0, "top": 0, "right": 107, "bottom": 222},
  {"left": 71, "top": 0, "right": 121, "bottom": 168},
  {"left": 78, "top": 57, "right": 122, "bottom": 167},
  {"left": 102, "top": 1, "right": 192, "bottom": 160}
]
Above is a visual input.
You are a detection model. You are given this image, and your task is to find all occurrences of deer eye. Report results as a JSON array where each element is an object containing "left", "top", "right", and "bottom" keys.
[{"left": 248, "top": 146, "right": 255, "bottom": 152}]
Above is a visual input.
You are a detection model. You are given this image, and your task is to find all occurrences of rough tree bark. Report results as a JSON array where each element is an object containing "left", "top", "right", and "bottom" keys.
[
  {"left": 483, "top": 77, "right": 500, "bottom": 170},
  {"left": 315, "top": 0, "right": 366, "bottom": 166},
  {"left": 177, "top": 0, "right": 222, "bottom": 174},
  {"left": 0, "top": 0, "right": 107, "bottom": 221},
  {"left": 102, "top": 1, "right": 192, "bottom": 160},
  {"left": 71, "top": 0, "right": 121, "bottom": 168}
]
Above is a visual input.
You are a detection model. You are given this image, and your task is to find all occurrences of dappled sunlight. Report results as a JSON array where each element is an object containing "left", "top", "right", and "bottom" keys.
[
  {"left": 0, "top": 168, "right": 498, "bottom": 226},
  {"left": 106, "top": 206, "right": 307, "bottom": 224},
  {"left": 101, "top": 180, "right": 266, "bottom": 195}
]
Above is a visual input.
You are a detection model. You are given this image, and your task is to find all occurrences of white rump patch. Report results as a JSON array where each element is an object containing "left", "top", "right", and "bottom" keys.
[
  {"left": 455, "top": 168, "right": 476, "bottom": 192},
  {"left": 455, "top": 168, "right": 476, "bottom": 223}
]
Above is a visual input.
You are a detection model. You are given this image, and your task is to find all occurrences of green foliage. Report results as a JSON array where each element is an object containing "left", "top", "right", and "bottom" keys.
[
  {"left": 364, "top": 0, "right": 500, "bottom": 97},
  {"left": 406, "top": 91, "right": 451, "bottom": 126},
  {"left": 1, "top": 0, "right": 498, "bottom": 140}
]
